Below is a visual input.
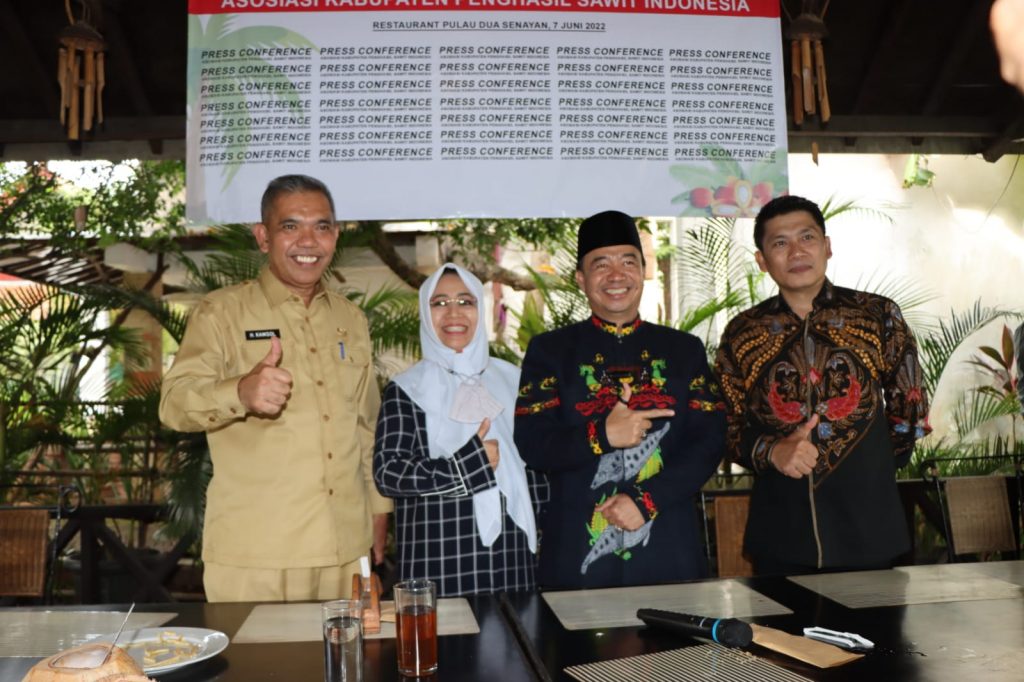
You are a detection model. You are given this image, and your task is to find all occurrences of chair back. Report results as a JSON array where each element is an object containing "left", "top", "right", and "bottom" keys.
[
  {"left": 944, "top": 476, "right": 1018, "bottom": 556},
  {"left": 0, "top": 508, "right": 50, "bottom": 597},
  {"left": 712, "top": 494, "right": 754, "bottom": 578}
]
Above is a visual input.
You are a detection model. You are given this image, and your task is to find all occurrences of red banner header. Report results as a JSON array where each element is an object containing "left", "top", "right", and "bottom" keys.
[{"left": 189, "top": 0, "right": 779, "bottom": 19}]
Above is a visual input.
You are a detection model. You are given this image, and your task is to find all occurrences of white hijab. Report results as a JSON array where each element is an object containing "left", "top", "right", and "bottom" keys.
[{"left": 392, "top": 263, "right": 537, "bottom": 552}]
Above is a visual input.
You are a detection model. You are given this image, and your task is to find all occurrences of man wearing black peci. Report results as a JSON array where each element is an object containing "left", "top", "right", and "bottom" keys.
[{"left": 514, "top": 210, "right": 726, "bottom": 589}]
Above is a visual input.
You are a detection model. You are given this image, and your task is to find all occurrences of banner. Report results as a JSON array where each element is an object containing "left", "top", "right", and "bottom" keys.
[{"left": 186, "top": 0, "right": 787, "bottom": 223}]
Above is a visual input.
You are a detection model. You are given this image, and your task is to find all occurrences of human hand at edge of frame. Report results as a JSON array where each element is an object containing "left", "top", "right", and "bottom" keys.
[
  {"left": 236, "top": 335, "right": 293, "bottom": 416},
  {"left": 605, "top": 382, "right": 676, "bottom": 449},
  {"left": 769, "top": 414, "right": 820, "bottom": 479},
  {"left": 597, "top": 493, "right": 645, "bottom": 531},
  {"left": 992, "top": 0, "right": 1024, "bottom": 93},
  {"left": 371, "top": 513, "right": 388, "bottom": 565},
  {"left": 476, "top": 418, "right": 500, "bottom": 470}
]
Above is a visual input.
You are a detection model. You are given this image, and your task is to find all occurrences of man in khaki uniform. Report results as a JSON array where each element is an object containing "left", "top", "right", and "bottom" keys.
[{"left": 160, "top": 174, "right": 391, "bottom": 602}]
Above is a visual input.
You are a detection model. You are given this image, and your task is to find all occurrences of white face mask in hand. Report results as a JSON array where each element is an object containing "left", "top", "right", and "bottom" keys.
[{"left": 449, "top": 380, "right": 504, "bottom": 423}]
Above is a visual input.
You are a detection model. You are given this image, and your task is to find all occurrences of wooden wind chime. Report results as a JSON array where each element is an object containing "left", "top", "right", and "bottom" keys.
[
  {"left": 786, "top": 1, "right": 831, "bottom": 162},
  {"left": 57, "top": 0, "right": 106, "bottom": 141}
]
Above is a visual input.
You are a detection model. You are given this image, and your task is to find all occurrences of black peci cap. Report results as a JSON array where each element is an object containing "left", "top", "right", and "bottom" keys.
[{"left": 576, "top": 210, "right": 644, "bottom": 268}]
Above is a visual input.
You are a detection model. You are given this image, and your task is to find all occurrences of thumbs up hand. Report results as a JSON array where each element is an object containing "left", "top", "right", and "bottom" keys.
[
  {"left": 237, "top": 335, "right": 293, "bottom": 416},
  {"left": 769, "top": 414, "right": 820, "bottom": 479},
  {"left": 476, "top": 417, "right": 500, "bottom": 471}
]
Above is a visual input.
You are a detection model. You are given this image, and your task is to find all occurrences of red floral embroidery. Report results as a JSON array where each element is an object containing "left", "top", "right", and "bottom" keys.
[
  {"left": 824, "top": 376, "right": 861, "bottom": 421},
  {"left": 640, "top": 492, "right": 658, "bottom": 520},
  {"left": 587, "top": 420, "right": 603, "bottom": 455},
  {"left": 767, "top": 381, "right": 804, "bottom": 424}
]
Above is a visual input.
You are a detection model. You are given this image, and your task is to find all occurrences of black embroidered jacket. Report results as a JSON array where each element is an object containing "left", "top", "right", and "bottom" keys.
[{"left": 514, "top": 315, "right": 725, "bottom": 589}]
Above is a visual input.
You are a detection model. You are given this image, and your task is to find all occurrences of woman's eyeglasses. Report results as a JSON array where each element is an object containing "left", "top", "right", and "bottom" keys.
[{"left": 429, "top": 296, "right": 477, "bottom": 309}]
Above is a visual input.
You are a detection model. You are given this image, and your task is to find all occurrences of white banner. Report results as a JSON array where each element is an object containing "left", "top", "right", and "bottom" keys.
[{"left": 187, "top": 0, "right": 787, "bottom": 223}]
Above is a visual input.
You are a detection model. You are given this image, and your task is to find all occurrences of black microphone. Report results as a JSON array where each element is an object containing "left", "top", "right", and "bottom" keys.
[{"left": 636, "top": 608, "right": 753, "bottom": 648}]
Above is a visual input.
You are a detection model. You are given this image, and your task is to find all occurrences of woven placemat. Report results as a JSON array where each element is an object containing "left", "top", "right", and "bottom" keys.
[
  {"left": 789, "top": 564, "right": 1024, "bottom": 608},
  {"left": 542, "top": 580, "right": 791, "bottom": 631},
  {"left": 565, "top": 644, "right": 813, "bottom": 682},
  {"left": 232, "top": 598, "right": 478, "bottom": 643},
  {"left": 962, "top": 560, "right": 1024, "bottom": 586},
  {"left": 0, "top": 610, "right": 176, "bottom": 657}
]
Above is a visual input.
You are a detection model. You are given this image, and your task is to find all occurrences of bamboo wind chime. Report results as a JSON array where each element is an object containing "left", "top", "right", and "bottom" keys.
[
  {"left": 57, "top": 0, "right": 106, "bottom": 141},
  {"left": 786, "top": 1, "right": 831, "bottom": 161}
]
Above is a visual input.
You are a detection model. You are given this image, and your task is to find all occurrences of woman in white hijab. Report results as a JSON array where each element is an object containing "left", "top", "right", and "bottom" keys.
[{"left": 373, "top": 264, "right": 547, "bottom": 596}]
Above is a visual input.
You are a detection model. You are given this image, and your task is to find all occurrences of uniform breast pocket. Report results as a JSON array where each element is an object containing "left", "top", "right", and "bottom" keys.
[{"left": 335, "top": 345, "right": 371, "bottom": 400}]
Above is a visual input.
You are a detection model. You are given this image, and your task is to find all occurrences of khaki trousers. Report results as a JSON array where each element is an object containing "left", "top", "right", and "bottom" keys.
[{"left": 203, "top": 557, "right": 363, "bottom": 602}]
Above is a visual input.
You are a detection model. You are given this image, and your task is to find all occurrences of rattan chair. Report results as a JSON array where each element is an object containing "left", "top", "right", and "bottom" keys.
[
  {"left": 920, "top": 456, "right": 1023, "bottom": 562},
  {"left": 943, "top": 476, "right": 1019, "bottom": 558},
  {"left": 710, "top": 494, "right": 754, "bottom": 578},
  {"left": 0, "top": 508, "right": 50, "bottom": 598}
]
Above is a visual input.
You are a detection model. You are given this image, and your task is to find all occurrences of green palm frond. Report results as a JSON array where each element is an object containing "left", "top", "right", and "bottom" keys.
[
  {"left": 820, "top": 197, "right": 896, "bottom": 225},
  {"left": 952, "top": 390, "right": 1021, "bottom": 440},
  {"left": 345, "top": 285, "right": 420, "bottom": 360},
  {"left": 851, "top": 270, "right": 936, "bottom": 332},
  {"left": 917, "top": 301, "right": 1011, "bottom": 398},
  {"left": 677, "top": 218, "right": 752, "bottom": 299},
  {"left": 676, "top": 290, "right": 745, "bottom": 335}
]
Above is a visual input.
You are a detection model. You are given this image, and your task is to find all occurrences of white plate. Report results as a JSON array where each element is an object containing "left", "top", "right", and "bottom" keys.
[{"left": 89, "top": 626, "right": 229, "bottom": 674}]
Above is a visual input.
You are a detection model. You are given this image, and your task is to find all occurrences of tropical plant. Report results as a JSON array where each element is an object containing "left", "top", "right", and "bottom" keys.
[
  {"left": 907, "top": 305, "right": 1023, "bottom": 477},
  {"left": 0, "top": 282, "right": 152, "bottom": 503}
]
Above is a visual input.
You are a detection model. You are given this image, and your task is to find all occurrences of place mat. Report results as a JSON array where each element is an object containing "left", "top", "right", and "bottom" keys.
[
  {"left": 962, "top": 560, "right": 1024, "bottom": 587},
  {"left": 0, "top": 611, "right": 176, "bottom": 657},
  {"left": 542, "top": 580, "right": 791, "bottom": 631},
  {"left": 565, "top": 644, "right": 813, "bottom": 682},
  {"left": 232, "top": 598, "right": 478, "bottom": 643},
  {"left": 788, "top": 564, "right": 1024, "bottom": 609}
]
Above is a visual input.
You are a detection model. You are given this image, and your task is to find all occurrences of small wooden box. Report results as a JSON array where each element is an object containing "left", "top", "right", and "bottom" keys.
[{"left": 352, "top": 572, "right": 383, "bottom": 634}]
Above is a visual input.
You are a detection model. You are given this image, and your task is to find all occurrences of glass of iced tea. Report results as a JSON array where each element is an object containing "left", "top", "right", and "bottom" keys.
[{"left": 393, "top": 579, "right": 437, "bottom": 677}]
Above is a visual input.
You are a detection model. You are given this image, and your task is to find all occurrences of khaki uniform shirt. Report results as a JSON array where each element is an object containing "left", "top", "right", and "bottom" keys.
[{"left": 160, "top": 268, "right": 392, "bottom": 569}]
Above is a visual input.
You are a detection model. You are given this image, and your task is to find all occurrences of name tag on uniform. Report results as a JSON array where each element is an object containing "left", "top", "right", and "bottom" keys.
[{"left": 245, "top": 329, "right": 280, "bottom": 340}]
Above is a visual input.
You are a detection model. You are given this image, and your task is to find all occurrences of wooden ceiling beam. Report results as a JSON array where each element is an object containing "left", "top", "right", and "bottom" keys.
[
  {"left": 790, "top": 114, "right": 1004, "bottom": 137},
  {"left": 101, "top": 6, "right": 156, "bottom": 118},
  {"left": 0, "top": 116, "right": 184, "bottom": 144},
  {"left": 921, "top": 0, "right": 993, "bottom": 115},
  {"left": 982, "top": 115, "right": 1024, "bottom": 162},
  {"left": 0, "top": 0, "right": 60, "bottom": 114},
  {"left": 851, "top": 0, "right": 916, "bottom": 114}
]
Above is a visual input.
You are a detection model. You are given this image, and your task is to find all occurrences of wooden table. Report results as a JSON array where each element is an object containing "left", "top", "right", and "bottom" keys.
[
  {"left": 0, "top": 596, "right": 536, "bottom": 682},
  {"left": 3, "top": 563, "right": 1022, "bottom": 681}
]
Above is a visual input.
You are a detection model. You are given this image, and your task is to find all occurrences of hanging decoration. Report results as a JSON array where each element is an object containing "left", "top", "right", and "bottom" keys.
[
  {"left": 57, "top": 0, "right": 106, "bottom": 141},
  {"left": 786, "top": 1, "right": 831, "bottom": 126},
  {"left": 784, "top": 1, "right": 831, "bottom": 163}
]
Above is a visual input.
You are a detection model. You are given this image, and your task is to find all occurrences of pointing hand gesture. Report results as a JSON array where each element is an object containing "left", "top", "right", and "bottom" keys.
[
  {"left": 237, "top": 336, "right": 293, "bottom": 416},
  {"left": 770, "top": 414, "right": 820, "bottom": 478},
  {"left": 605, "top": 382, "right": 675, "bottom": 448}
]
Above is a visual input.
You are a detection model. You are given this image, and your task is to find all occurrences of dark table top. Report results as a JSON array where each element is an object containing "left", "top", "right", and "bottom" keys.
[
  {"left": 4, "top": 565, "right": 1023, "bottom": 682},
  {"left": 503, "top": 571, "right": 1024, "bottom": 682},
  {"left": 0, "top": 596, "right": 537, "bottom": 682}
]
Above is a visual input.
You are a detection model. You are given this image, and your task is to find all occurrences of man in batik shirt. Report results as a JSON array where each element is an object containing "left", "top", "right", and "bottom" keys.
[
  {"left": 514, "top": 210, "right": 725, "bottom": 589},
  {"left": 715, "top": 195, "right": 931, "bottom": 576}
]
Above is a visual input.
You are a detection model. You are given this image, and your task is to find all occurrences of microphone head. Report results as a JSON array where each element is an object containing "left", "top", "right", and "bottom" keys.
[{"left": 714, "top": 618, "right": 753, "bottom": 648}]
